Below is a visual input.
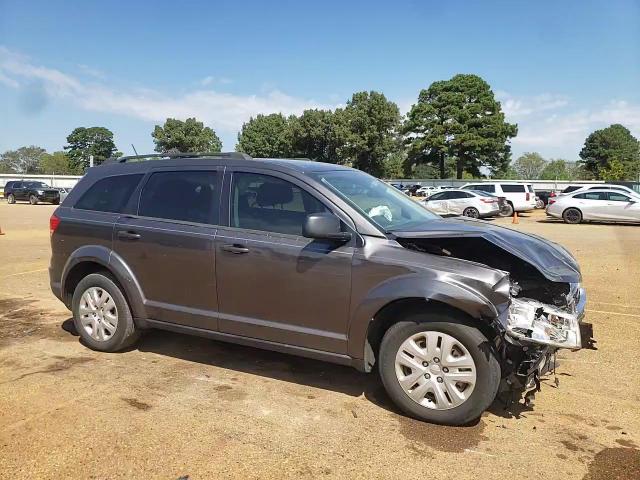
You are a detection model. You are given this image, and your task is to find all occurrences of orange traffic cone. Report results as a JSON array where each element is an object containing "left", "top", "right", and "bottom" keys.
[
  {"left": 512, "top": 211, "right": 519, "bottom": 224},
  {"left": 0, "top": 226, "right": 4, "bottom": 235}
]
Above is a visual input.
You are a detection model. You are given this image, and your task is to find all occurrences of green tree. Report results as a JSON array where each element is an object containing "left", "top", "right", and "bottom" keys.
[
  {"left": 152, "top": 117, "right": 222, "bottom": 154},
  {"left": 338, "top": 91, "right": 401, "bottom": 177},
  {"left": 39, "top": 151, "right": 74, "bottom": 175},
  {"left": 65, "top": 127, "right": 117, "bottom": 172},
  {"left": 600, "top": 159, "right": 627, "bottom": 181},
  {"left": 513, "top": 152, "right": 546, "bottom": 179},
  {"left": 0, "top": 146, "right": 46, "bottom": 173},
  {"left": 236, "top": 113, "right": 293, "bottom": 158},
  {"left": 404, "top": 74, "right": 517, "bottom": 179},
  {"left": 540, "top": 159, "right": 570, "bottom": 180},
  {"left": 381, "top": 151, "right": 406, "bottom": 179},
  {"left": 289, "top": 109, "right": 346, "bottom": 163},
  {"left": 579, "top": 124, "right": 640, "bottom": 180}
]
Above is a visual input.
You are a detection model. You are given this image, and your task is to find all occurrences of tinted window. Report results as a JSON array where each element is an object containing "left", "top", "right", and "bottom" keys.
[
  {"left": 11, "top": 182, "right": 21, "bottom": 188},
  {"left": 526, "top": 185, "right": 535, "bottom": 192},
  {"left": 500, "top": 184, "right": 526, "bottom": 193},
  {"left": 466, "top": 184, "right": 495, "bottom": 193},
  {"left": 563, "top": 186, "right": 582, "bottom": 193},
  {"left": 608, "top": 192, "right": 631, "bottom": 202},
  {"left": 472, "top": 190, "right": 496, "bottom": 198},
  {"left": 75, "top": 174, "right": 143, "bottom": 213},
  {"left": 231, "top": 172, "right": 327, "bottom": 235},
  {"left": 449, "top": 191, "right": 472, "bottom": 199},
  {"left": 139, "top": 171, "right": 218, "bottom": 224},
  {"left": 428, "top": 192, "right": 446, "bottom": 201},
  {"left": 574, "top": 192, "right": 607, "bottom": 200}
]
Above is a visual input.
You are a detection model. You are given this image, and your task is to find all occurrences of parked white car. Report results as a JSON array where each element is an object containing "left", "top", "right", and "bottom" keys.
[
  {"left": 421, "top": 189, "right": 502, "bottom": 218},
  {"left": 415, "top": 186, "right": 440, "bottom": 196},
  {"left": 559, "top": 184, "right": 640, "bottom": 198},
  {"left": 462, "top": 182, "right": 537, "bottom": 216},
  {"left": 546, "top": 189, "right": 640, "bottom": 224}
]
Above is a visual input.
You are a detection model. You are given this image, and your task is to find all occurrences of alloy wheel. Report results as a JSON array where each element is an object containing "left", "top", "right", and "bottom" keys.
[
  {"left": 394, "top": 331, "right": 477, "bottom": 410},
  {"left": 78, "top": 287, "right": 118, "bottom": 341}
]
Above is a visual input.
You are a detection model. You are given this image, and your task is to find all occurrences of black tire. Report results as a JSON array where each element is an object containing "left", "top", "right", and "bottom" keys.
[
  {"left": 499, "top": 202, "right": 514, "bottom": 217},
  {"left": 72, "top": 272, "right": 140, "bottom": 352},
  {"left": 463, "top": 207, "right": 480, "bottom": 219},
  {"left": 378, "top": 311, "right": 501, "bottom": 426},
  {"left": 7, "top": 194, "right": 15, "bottom": 204},
  {"left": 29, "top": 194, "right": 38, "bottom": 205},
  {"left": 562, "top": 207, "right": 582, "bottom": 224}
]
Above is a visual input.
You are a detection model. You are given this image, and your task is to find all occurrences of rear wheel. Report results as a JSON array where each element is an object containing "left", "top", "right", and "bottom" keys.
[
  {"left": 463, "top": 207, "right": 480, "bottom": 219},
  {"left": 563, "top": 208, "right": 582, "bottom": 224},
  {"left": 378, "top": 311, "right": 500, "bottom": 425},
  {"left": 72, "top": 272, "right": 140, "bottom": 352},
  {"left": 499, "top": 202, "right": 514, "bottom": 217},
  {"left": 29, "top": 194, "right": 38, "bottom": 205},
  {"left": 7, "top": 194, "right": 15, "bottom": 204}
]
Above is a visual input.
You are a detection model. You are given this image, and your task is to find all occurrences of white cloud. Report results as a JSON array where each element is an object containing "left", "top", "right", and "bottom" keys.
[
  {"left": 0, "top": 46, "right": 334, "bottom": 136},
  {"left": 496, "top": 91, "right": 569, "bottom": 117},
  {"left": 499, "top": 91, "right": 640, "bottom": 158},
  {"left": 199, "top": 75, "right": 232, "bottom": 86}
]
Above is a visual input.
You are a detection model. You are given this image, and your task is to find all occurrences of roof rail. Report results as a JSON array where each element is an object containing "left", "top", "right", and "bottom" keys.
[{"left": 104, "top": 152, "right": 253, "bottom": 164}]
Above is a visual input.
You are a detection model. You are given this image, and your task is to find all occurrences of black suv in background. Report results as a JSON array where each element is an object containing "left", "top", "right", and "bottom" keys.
[
  {"left": 49, "top": 153, "right": 587, "bottom": 425},
  {"left": 4, "top": 180, "right": 61, "bottom": 205}
]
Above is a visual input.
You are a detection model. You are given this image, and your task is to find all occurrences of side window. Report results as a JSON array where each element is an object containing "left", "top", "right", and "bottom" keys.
[
  {"left": 231, "top": 172, "right": 327, "bottom": 236},
  {"left": 573, "top": 193, "right": 586, "bottom": 199},
  {"left": 75, "top": 174, "right": 143, "bottom": 213},
  {"left": 139, "top": 170, "right": 218, "bottom": 224},
  {"left": 462, "top": 185, "right": 480, "bottom": 190},
  {"left": 500, "top": 184, "right": 526, "bottom": 193},
  {"left": 12, "top": 182, "right": 22, "bottom": 188},
  {"left": 583, "top": 192, "right": 607, "bottom": 200},
  {"left": 428, "top": 192, "right": 446, "bottom": 201},
  {"left": 608, "top": 192, "right": 630, "bottom": 202},
  {"left": 448, "top": 192, "right": 467, "bottom": 199}
]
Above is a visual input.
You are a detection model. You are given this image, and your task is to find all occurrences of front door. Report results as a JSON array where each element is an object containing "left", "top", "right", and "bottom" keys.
[
  {"left": 215, "top": 169, "right": 354, "bottom": 354},
  {"left": 113, "top": 168, "right": 221, "bottom": 330},
  {"left": 605, "top": 192, "right": 640, "bottom": 221},
  {"left": 425, "top": 192, "right": 449, "bottom": 215}
]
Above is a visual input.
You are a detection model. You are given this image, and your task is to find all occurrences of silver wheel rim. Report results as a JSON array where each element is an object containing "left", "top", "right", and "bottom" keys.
[
  {"left": 464, "top": 208, "right": 479, "bottom": 218},
  {"left": 78, "top": 287, "right": 118, "bottom": 341},
  {"left": 394, "top": 331, "right": 477, "bottom": 410},
  {"left": 566, "top": 209, "right": 580, "bottom": 223}
]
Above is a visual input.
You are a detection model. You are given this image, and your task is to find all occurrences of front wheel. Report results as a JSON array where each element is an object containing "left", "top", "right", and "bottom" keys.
[
  {"left": 29, "top": 194, "right": 38, "bottom": 205},
  {"left": 378, "top": 312, "right": 500, "bottom": 425},
  {"left": 72, "top": 272, "right": 140, "bottom": 352},
  {"left": 563, "top": 208, "right": 582, "bottom": 224},
  {"left": 7, "top": 194, "right": 15, "bottom": 204}
]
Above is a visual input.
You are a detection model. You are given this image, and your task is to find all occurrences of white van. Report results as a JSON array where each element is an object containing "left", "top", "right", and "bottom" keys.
[{"left": 461, "top": 182, "right": 537, "bottom": 216}]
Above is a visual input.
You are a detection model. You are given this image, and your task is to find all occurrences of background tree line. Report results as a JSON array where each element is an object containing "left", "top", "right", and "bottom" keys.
[{"left": 2, "top": 74, "right": 638, "bottom": 181}]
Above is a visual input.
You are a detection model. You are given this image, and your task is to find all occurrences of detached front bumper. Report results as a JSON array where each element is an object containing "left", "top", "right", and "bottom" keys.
[{"left": 505, "top": 287, "right": 587, "bottom": 350}]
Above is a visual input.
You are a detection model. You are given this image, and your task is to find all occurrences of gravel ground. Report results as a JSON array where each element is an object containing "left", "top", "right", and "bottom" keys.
[{"left": 0, "top": 202, "right": 638, "bottom": 479}]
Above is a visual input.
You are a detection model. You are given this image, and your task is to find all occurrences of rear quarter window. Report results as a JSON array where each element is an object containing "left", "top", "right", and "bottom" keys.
[
  {"left": 74, "top": 174, "right": 143, "bottom": 213},
  {"left": 500, "top": 184, "right": 526, "bottom": 193}
]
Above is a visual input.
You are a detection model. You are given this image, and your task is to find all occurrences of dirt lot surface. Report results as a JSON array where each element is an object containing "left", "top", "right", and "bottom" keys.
[{"left": 0, "top": 202, "right": 639, "bottom": 479}]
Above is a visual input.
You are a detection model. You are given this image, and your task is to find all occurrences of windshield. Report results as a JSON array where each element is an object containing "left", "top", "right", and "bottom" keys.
[
  {"left": 312, "top": 169, "right": 440, "bottom": 231},
  {"left": 471, "top": 190, "right": 497, "bottom": 198}
]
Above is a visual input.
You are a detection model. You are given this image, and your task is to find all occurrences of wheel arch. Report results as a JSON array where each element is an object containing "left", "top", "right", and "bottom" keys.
[
  {"left": 347, "top": 275, "right": 501, "bottom": 372},
  {"left": 61, "top": 246, "right": 146, "bottom": 322}
]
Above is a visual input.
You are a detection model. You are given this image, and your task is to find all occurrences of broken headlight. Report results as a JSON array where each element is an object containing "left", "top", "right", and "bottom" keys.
[{"left": 506, "top": 297, "right": 582, "bottom": 350}]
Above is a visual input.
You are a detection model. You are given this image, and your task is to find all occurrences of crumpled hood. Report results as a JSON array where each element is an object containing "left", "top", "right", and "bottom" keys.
[{"left": 391, "top": 217, "right": 581, "bottom": 283}]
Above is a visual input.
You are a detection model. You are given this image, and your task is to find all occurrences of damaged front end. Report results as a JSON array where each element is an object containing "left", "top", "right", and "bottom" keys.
[{"left": 392, "top": 218, "right": 592, "bottom": 405}]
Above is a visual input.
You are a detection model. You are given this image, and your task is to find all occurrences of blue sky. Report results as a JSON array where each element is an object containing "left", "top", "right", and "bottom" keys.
[{"left": 1, "top": 0, "right": 639, "bottom": 160}]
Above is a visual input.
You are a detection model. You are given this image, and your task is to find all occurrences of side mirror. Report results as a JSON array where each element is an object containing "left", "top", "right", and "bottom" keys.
[{"left": 303, "top": 213, "right": 352, "bottom": 242}]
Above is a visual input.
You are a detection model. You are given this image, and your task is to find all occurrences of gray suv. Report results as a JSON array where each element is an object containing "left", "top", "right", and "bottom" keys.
[{"left": 49, "top": 153, "right": 587, "bottom": 425}]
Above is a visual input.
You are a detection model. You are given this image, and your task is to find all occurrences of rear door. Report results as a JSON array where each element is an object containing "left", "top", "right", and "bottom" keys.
[
  {"left": 113, "top": 167, "right": 222, "bottom": 330},
  {"left": 499, "top": 184, "right": 527, "bottom": 210},
  {"left": 446, "top": 191, "right": 473, "bottom": 215},
  {"left": 12, "top": 181, "right": 26, "bottom": 200},
  {"left": 215, "top": 168, "right": 354, "bottom": 353},
  {"left": 573, "top": 191, "right": 609, "bottom": 219}
]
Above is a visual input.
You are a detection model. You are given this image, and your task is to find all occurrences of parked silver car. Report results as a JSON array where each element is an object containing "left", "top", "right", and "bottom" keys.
[
  {"left": 421, "top": 189, "right": 502, "bottom": 218},
  {"left": 546, "top": 189, "right": 640, "bottom": 224}
]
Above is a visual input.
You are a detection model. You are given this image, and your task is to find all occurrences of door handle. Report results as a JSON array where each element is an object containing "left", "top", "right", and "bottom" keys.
[
  {"left": 117, "top": 230, "right": 141, "bottom": 240},
  {"left": 222, "top": 243, "right": 250, "bottom": 254}
]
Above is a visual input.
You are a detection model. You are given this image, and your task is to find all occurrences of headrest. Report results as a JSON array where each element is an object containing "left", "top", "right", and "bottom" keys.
[{"left": 256, "top": 182, "right": 293, "bottom": 207}]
